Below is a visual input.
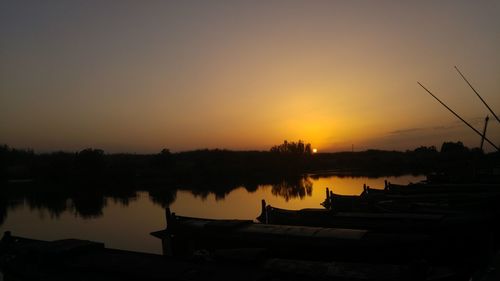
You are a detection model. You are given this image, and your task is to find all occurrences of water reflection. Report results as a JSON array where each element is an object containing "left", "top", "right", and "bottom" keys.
[
  {"left": 25, "top": 191, "right": 69, "bottom": 218},
  {"left": 0, "top": 174, "right": 424, "bottom": 226},
  {"left": 0, "top": 188, "right": 133, "bottom": 223},
  {"left": 145, "top": 178, "right": 301, "bottom": 209},
  {"left": 148, "top": 189, "right": 177, "bottom": 208},
  {"left": 268, "top": 177, "right": 313, "bottom": 201},
  {"left": 0, "top": 174, "right": 425, "bottom": 253}
]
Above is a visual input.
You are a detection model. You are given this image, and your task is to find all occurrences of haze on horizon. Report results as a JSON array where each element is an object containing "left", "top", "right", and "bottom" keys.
[{"left": 1, "top": 1, "right": 499, "bottom": 153}]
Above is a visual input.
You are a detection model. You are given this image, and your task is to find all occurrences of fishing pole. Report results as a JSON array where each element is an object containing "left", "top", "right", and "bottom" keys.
[
  {"left": 454, "top": 66, "right": 500, "bottom": 123},
  {"left": 417, "top": 82, "right": 499, "bottom": 151}
]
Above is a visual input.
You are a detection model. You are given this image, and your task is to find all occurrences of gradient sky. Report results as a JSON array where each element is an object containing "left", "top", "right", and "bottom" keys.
[{"left": 1, "top": 1, "right": 499, "bottom": 153}]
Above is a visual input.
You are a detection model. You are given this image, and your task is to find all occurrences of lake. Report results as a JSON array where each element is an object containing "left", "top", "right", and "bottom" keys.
[{"left": 0, "top": 174, "right": 424, "bottom": 254}]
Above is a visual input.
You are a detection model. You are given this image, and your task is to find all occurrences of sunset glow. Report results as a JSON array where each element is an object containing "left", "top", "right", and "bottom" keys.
[
  {"left": 0, "top": 2, "right": 499, "bottom": 273},
  {"left": 1, "top": 1, "right": 499, "bottom": 152}
]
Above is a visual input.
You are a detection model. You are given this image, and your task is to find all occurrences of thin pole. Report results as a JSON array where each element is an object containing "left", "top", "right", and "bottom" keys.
[
  {"left": 261, "top": 199, "right": 268, "bottom": 224},
  {"left": 417, "top": 82, "right": 499, "bottom": 151},
  {"left": 454, "top": 66, "right": 500, "bottom": 123},
  {"left": 480, "top": 116, "right": 489, "bottom": 151}
]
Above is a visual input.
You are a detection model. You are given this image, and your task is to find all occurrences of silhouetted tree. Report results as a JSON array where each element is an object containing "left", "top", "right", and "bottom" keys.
[
  {"left": 440, "top": 141, "right": 469, "bottom": 154},
  {"left": 270, "top": 140, "right": 312, "bottom": 155},
  {"left": 0, "top": 144, "right": 8, "bottom": 180},
  {"left": 75, "top": 148, "right": 105, "bottom": 176},
  {"left": 414, "top": 146, "right": 438, "bottom": 154},
  {"left": 152, "top": 148, "right": 172, "bottom": 168}
]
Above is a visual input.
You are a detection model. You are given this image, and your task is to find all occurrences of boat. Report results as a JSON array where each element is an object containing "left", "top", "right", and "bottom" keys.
[
  {"left": 322, "top": 184, "right": 500, "bottom": 214},
  {"left": 321, "top": 186, "right": 381, "bottom": 210},
  {"left": 258, "top": 200, "right": 471, "bottom": 232},
  {"left": 383, "top": 181, "right": 500, "bottom": 195},
  {"left": 0, "top": 231, "right": 259, "bottom": 281},
  {"left": 150, "top": 209, "right": 491, "bottom": 267},
  {"left": 0, "top": 231, "right": 460, "bottom": 281},
  {"left": 256, "top": 199, "right": 497, "bottom": 255}
]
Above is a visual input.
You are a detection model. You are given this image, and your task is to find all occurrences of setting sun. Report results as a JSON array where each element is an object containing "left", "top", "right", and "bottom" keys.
[{"left": 0, "top": 2, "right": 498, "bottom": 279}]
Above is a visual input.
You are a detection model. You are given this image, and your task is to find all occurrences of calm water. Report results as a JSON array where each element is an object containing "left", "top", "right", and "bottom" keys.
[{"left": 0, "top": 174, "right": 424, "bottom": 254}]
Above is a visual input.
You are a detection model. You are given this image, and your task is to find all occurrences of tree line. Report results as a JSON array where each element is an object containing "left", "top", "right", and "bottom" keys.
[{"left": 1, "top": 141, "right": 497, "bottom": 186}]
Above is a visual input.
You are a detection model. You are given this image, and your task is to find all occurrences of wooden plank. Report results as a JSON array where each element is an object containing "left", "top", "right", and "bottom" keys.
[
  {"left": 334, "top": 212, "right": 443, "bottom": 220},
  {"left": 237, "top": 224, "right": 367, "bottom": 240}
]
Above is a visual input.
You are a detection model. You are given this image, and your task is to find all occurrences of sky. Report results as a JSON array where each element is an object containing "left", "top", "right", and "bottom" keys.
[{"left": 1, "top": 1, "right": 499, "bottom": 153}]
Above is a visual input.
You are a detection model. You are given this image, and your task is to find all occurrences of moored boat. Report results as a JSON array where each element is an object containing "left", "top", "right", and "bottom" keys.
[
  {"left": 322, "top": 183, "right": 500, "bottom": 214},
  {"left": 150, "top": 209, "right": 490, "bottom": 267},
  {"left": 257, "top": 199, "right": 464, "bottom": 232},
  {"left": 0, "top": 231, "right": 461, "bottom": 281}
]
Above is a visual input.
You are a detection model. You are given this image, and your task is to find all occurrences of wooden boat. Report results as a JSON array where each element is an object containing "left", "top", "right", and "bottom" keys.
[
  {"left": 259, "top": 200, "right": 458, "bottom": 231},
  {"left": 151, "top": 209, "right": 432, "bottom": 262},
  {"left": 150, "top": 209, "right": 491, "bottom": 267},
  {"left": 256, "top": 200, "right": 498, "bottom": 249},
  {"left": 322, "top": 184, "right": 500, "bottom": 214},
  {"left": 0, "top": 231, "right": 461, "bottom": 281},
  {"left": 321, "top": 186, "right": 381, "bottom": 210},
  {"left": 0, "top": 231, "right": 259, "bottom": 281},
  {"left": 383, "top": 182, "right": 500, "bottom": 195}
]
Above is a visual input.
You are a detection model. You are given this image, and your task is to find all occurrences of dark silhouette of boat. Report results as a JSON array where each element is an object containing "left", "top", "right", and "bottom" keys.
[
  {"left": 257, "top": 200, "right": 493, "bottom": 233},
  {"left": 322, "top": 183, "right": 500, "bottom": 213},
  {"left": 382, "top": 181, "right": 500, "bottom": 194},
  {"left": 150, "top": 208, "right": 495, "bottom": 272},
  {"left": 151, "top": 209, "right": 433, "bottom": 262},
  {"left": 0, "top": 231, "right": 460, "bottom": 281}
]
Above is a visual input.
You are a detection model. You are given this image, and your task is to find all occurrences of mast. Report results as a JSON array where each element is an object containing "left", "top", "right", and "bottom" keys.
[{"left": 480, "top": 116, "right": 489, "bottom": 151}]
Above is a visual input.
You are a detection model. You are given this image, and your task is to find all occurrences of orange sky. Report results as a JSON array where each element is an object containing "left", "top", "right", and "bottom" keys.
[{"left": 1, "top": 1, "right": 499, "bottom": 153}]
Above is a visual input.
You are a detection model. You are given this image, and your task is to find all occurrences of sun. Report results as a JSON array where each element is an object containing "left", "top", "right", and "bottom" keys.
[{"left": 312, "top": 148, "right": 318, "bottom": 153}]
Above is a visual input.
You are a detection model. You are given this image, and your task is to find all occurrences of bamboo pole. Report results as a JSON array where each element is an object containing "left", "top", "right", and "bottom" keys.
[
  {"left": 417, "top": 82, "right": 499, "bottom": 151},
  {"left": 454, "top": 66, "right": 499, "bottom": 123}
]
